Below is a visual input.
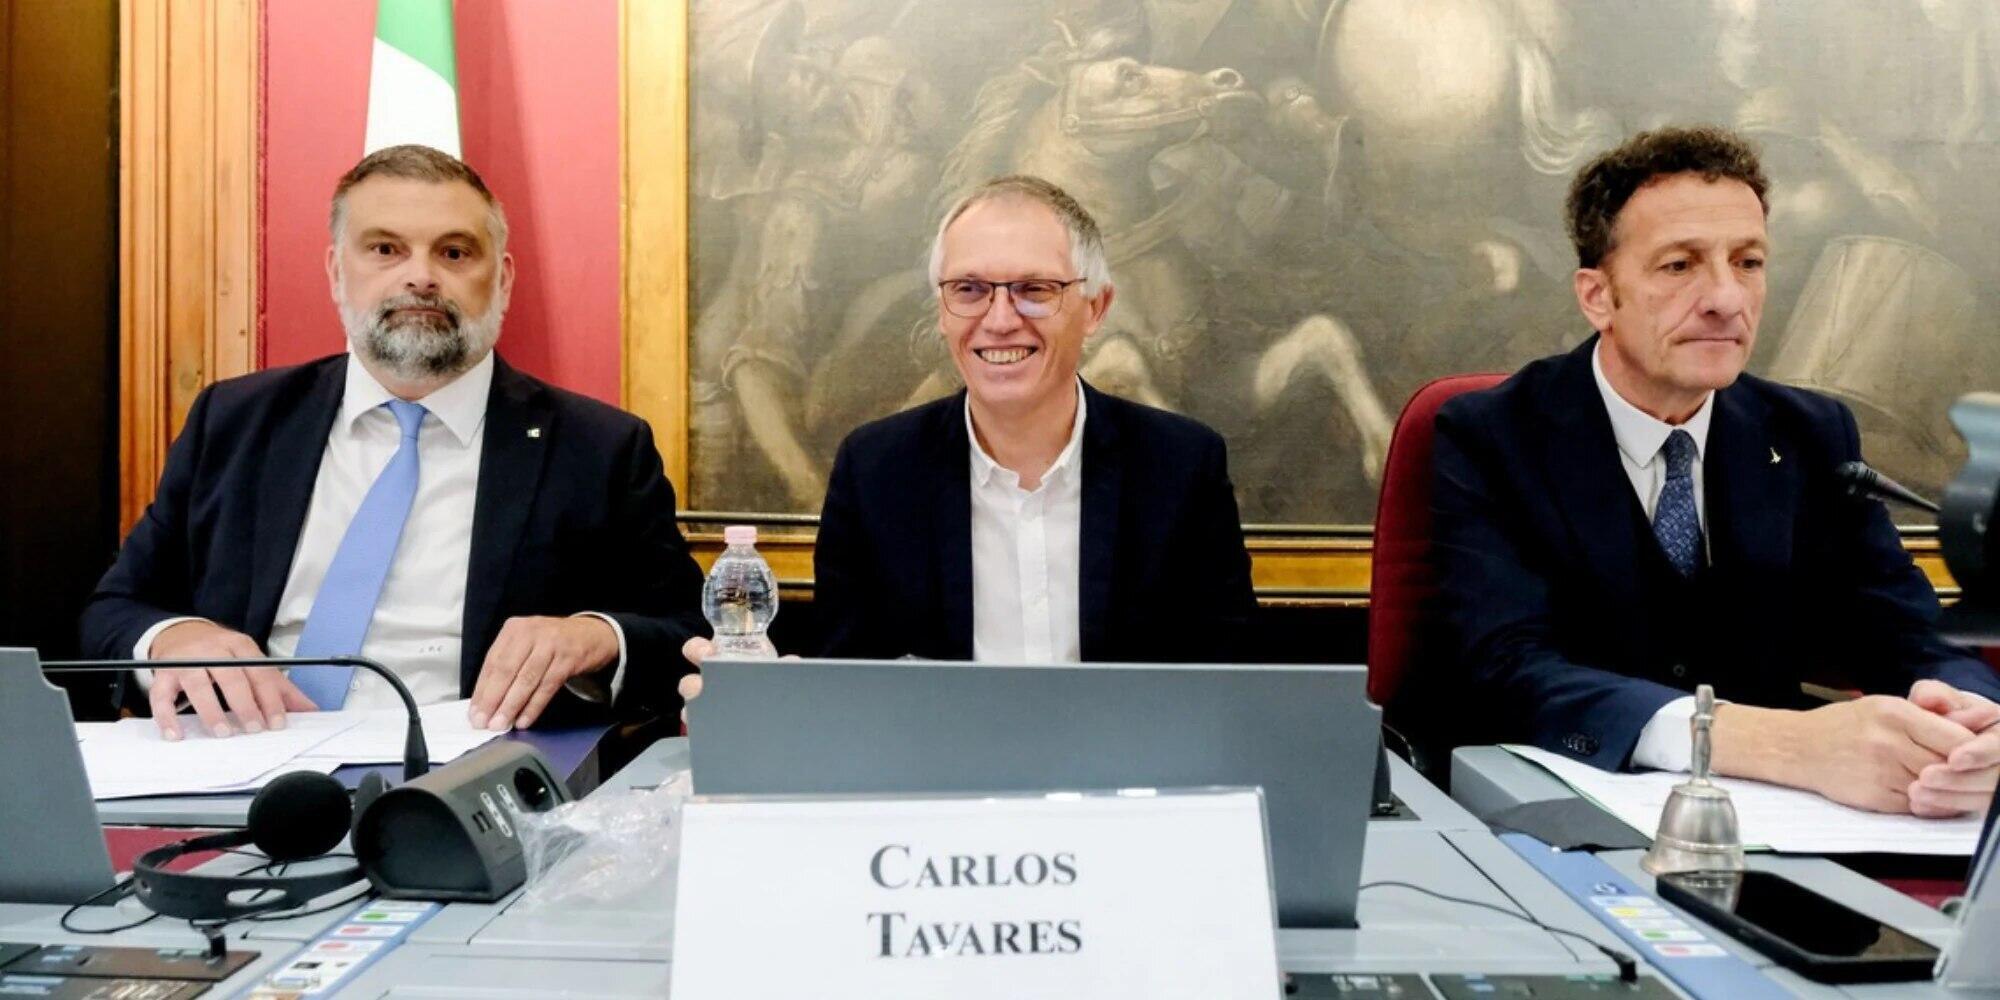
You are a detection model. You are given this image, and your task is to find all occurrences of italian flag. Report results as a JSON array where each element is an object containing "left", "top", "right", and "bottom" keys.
[{"left": 364, "top": 0, "right": 461, "bottom": 156}]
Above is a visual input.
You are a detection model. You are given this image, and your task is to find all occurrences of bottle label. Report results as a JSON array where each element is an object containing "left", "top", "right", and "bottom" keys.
[{"left": 714, "top": 633, "right": 777, "bottom": 658}]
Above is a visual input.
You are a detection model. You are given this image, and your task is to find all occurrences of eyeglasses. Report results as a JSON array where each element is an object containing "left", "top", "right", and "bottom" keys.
[{"left": 936, "top": 278, "right": 1085, "bottom": 319}]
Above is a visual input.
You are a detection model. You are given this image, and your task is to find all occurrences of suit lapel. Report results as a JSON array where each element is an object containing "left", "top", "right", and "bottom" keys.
[
  {"left": 1078, "top": 382, "right": 1121, "bottom": 661},
  {"left": 1704, "top": 382, "right": 1797, "bottom": 576},
  {"left": 933, "top": 391, "right": 975, "bottom": 659},
  {"left": 461, "top": 357, "right": 552, "bottom": 689},
  {"left": 245, "top": 358, "right": 344, "bottom": 640},
  {"left": 1538, "top": 339, "right": 1648, "bottom": 612}
]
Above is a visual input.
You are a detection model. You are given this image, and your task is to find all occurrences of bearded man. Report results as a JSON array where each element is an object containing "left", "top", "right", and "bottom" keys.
[{"left": 81, "top": 145, "right": 707, "bottom": 740}]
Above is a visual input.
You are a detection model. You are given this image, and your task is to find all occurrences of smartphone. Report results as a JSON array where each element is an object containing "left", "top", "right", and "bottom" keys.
[{"left": 1655, "top": 869, "right": 1938, "bottom": 983}]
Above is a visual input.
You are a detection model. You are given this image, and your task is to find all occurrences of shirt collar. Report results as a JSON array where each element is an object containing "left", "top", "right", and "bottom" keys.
[
  {"left": 966, "top": 379, "right": 1088, "bottom": 491},
  {"left": 1591, "top": 340, "right": 1713, "bottom": 467},
  {"left": 339, "top": 350, "right": 495, "bottom": 446}
]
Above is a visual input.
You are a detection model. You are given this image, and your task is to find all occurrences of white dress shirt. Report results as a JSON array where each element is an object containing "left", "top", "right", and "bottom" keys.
[
  {"left": 968, "top": 381, "right": 1086, "bottom": 663},
  {"left": 1591, "top": 343, "right": 1716, "bottom": 772},
  {"left": 136, "top": 352, "right": 624, "bottom": 712}
]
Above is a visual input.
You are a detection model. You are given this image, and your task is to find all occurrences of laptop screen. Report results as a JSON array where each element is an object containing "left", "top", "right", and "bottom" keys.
[{"left": 688, "top": 658, "right": 1379, "bottom": 929}]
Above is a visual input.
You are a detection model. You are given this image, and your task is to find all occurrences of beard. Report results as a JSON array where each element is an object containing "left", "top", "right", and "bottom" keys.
[{"left": 338, "top": 280, "right": 507, "bottom": 382}]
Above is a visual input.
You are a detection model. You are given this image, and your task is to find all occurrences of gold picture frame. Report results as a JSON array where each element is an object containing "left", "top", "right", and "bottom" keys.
[{"left": 616, "top": 0, "right": 1957, "bottom": 605}]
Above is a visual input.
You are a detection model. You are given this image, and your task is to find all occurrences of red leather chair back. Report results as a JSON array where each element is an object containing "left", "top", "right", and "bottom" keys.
[{"left": 1367, "top": 373, "right": 1507, "bottom": 707}]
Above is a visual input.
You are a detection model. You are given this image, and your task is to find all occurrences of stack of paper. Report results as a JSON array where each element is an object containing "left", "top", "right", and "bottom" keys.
[
  {"left": 1505, "top": 744, "right": 1984, "bottom": 855},
  {"left": 294, "top": 699, "right": 503, "bottom": 765},
  {"left": 78, "top": 713, "right": 362, "bottom": 799},
  {"left": 77, "top": 699, "right": 503, "bottom": 800}
]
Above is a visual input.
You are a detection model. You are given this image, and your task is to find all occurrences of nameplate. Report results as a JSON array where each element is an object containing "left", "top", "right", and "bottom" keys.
[
  {"left": 670, "top": 788, "right": 1280, "bottom": 999},
  {"left": 1939, "top": 812, "right": 2000, "bottom": 988}
]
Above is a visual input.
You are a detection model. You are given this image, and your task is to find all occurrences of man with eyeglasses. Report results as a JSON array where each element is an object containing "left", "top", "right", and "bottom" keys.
[{"left": 745, "top": 174, "right": 1254, "bottom": 665}]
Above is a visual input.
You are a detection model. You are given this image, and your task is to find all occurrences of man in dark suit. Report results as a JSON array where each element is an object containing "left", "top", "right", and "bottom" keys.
[
  {"left": 1431, "top": 125, "right": 2000, "bottom": 816},
  {"left": 82, "top": 145, "right": 706, "bottom": 741},
  {"left": 678, "top": 174, "right": 1253, "bottom": 686}
]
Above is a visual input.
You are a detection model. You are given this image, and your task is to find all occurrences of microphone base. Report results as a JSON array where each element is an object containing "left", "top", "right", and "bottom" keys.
[{"left": 353, "top": 742, "right": 570, "bottom": 903}]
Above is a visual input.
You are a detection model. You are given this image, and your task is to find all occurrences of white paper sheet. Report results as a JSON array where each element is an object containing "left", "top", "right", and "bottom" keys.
[
  {"left": 77, "top": 700, "right": 501, "bottom": 800},
  {"left": 89, "top": 760, "right": 344, "bottom": 801},
  {"left": 293, "top": 699, "right": 502, "bottom": 764},
  {"left": 1504, "top": 744, "right": 1984, "bottom": 855},
  {"left": 77, "top": 713, "right": 362, "bottom": 799}
]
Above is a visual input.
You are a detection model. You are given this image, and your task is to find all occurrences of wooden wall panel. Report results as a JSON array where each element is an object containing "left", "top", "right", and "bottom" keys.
[
  {"left": 119, "top": 0, "right": 260, "bottom": 529},
  {"left": 621, "top": 0, "right": 690, "bottom": 494}
]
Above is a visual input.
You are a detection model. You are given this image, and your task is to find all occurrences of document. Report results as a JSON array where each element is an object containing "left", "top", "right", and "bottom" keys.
[
  {"left": 88, "top": 761, "right": 344, "bottom": 801},
  {"left": 1505, "top": 744, "right": 1985, "bottom": 855},
  {"left": 78, "top": 713, "right": 362, "bottom": 799},
  {"left": 77, "top": 700, "right": 502, "bottom": 799},
  {"left": 293, "top": 699, "right": 502, "bottom": 764}
]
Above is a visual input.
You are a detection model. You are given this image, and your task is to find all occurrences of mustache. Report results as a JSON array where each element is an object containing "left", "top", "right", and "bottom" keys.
[{"left": 374, "top": 292, "right": 463, "bottom": 330}]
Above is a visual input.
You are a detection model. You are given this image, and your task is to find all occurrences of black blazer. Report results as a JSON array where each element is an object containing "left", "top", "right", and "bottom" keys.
[
  {"left": 814, "top": 382, "right": 1256, "bottom": 662},
  {"left": 80, "top": 354, "right": 709, "bottom": 724},
  {"left": 1426, "top": 337, "right": 1999, "bottom": 770}
]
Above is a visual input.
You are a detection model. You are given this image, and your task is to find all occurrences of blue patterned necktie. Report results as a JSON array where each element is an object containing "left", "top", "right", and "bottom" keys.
[
  {"left": 291, "top": 399, "right": 427, "bottom": 709},
  {"left": 1652, "top": 429, "right": 1702, "bottom": 577}
]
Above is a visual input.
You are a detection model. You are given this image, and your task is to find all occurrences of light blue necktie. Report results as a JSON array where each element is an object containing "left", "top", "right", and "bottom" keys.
[
  {"left": 1652, "top": 429, "right": 1703, "bottom": 578},
  {"left": 291, "top": 400, "right": 427, "bottom": 709}
]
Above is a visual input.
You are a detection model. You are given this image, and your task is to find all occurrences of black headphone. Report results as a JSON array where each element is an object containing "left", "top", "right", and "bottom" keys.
[{"left": 130, "top": 771, "right": 366, "bottom": 922}]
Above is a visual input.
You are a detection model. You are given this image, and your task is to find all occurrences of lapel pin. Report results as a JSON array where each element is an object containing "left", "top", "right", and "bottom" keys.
[
  {"left": 527, "top": 427, "right": 542, "bottom": 439},
  {"left": 1769, "top": 447, "right": 1781, "bottom": 465}
]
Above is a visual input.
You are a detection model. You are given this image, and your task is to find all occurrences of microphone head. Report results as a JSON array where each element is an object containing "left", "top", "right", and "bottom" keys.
[
  {"left": 248, "top": 771, "right": 353, "bottom": 862},
  {"left": 1832, "top": 459, "right": 1942, "bottom": 513}
]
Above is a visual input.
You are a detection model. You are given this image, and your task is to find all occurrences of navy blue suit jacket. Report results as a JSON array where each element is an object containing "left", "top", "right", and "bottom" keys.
[
  {"left": 1429, "top": 337, "right": 1999, "bottom": 770},
  {"left": 814, "top": 382, "right": 1256, "bottom": 662},
  {"left": 80, "top": 354, "right": 709, "bottom": 724}
]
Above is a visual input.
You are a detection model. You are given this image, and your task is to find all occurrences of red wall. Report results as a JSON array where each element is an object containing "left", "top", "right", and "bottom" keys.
[{"left": 261, "top": 0, "right": 622, "bottom": 403}]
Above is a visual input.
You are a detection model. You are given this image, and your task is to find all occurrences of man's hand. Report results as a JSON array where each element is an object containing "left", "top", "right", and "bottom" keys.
[
  {"left": 674, "top": 637, "right": 796, "bottom": 725},
  {"left": 1906, "top": 680, "right": 2000, "bottom": 818},
  {"left": 1713, "top": 696, "right": 1979, "bottom": 814},
  {"left": 469, "top": 616, "right": 620, "bottom": 731},
  {"left": 148, "top": 620, "right": 314, "bottom": 740},
  {"left": 678, "top": 637, "right": 713, "bottom": 725}
]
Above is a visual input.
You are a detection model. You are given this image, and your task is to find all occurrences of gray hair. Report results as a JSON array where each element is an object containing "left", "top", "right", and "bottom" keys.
[
  {"left": 927, "top": 175, "right": 1112, "bottom": 298},
  {"left": 328, "top": 144, "right": 510, "bottom": 254}
]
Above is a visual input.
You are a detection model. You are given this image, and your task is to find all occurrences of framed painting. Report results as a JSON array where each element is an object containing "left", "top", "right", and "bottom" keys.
[{"left": 624, "top": 0, "right": 1979, "bottom": 601}]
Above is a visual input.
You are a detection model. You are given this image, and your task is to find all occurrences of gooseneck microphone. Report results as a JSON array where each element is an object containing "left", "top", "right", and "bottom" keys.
[
  {"left": 1833, "top": 460, "right": 1940, "bottom": 515},
  {"left": 42, "top": 656, "right": 430, "bottom": 781}
]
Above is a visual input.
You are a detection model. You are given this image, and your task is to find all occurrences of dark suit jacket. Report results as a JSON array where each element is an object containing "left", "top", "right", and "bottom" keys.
[
  {"left": 80, "top": 354, "right": 709, "bottom": 724},
  {"left": 1428, "top": 337, "right": 1999, "bottom": 770},
  {"left": 814, "top": 382, "right": 1256, "bottom": 662}
]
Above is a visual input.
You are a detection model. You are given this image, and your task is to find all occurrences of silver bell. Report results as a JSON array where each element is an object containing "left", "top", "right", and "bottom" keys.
[{"left": 1641, "top": 684, "right": 1747, "bottom": 876}]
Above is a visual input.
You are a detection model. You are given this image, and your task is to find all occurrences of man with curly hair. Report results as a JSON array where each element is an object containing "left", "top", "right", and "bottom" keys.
[{"left": 1428, "top": 125, "right": 2000, "bottom": 817}]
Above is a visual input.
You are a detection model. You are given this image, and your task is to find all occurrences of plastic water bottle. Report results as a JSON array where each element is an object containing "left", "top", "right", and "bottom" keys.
[{"left": 702, "top": 525, "right": 778, "bottom": 657}]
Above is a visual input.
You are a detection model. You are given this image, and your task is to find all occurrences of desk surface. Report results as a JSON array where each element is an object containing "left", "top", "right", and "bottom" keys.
[
  {"left": 3, "top": 739, "right": 1654, "bottom": 997},
  {"left": 1451, "top": 744, "right": 1988, "bottom": 1000},
  {"left": 18, "top": 740, "right": 1987, "bottom": 997}
]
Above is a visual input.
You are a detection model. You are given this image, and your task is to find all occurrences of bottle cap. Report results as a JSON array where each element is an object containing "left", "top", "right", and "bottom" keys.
[{"left": 723, "top": 525, "right": 758, "bottom": 546}]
